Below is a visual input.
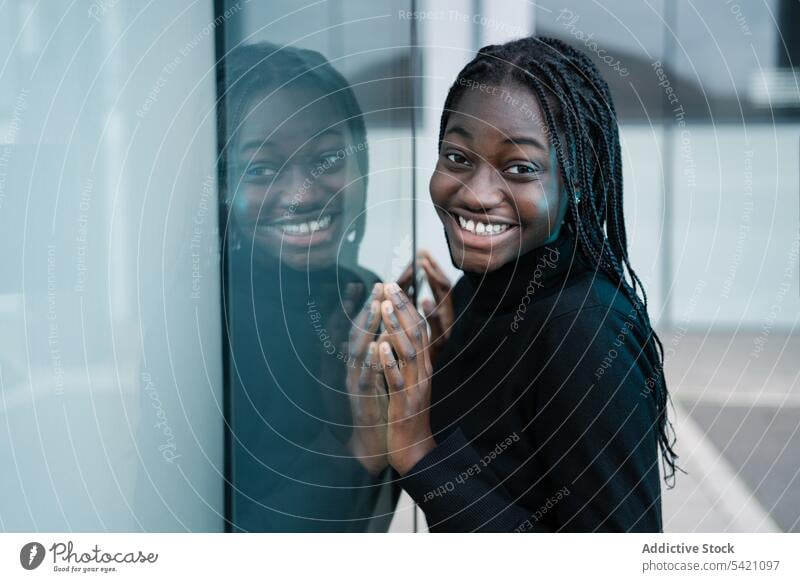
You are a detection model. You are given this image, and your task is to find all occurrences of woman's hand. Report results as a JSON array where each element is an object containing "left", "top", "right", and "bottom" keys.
[
  {"left": 378, "top": 282, "right": 437, "bottom": 476},
  {"left": 344, "top": 283, "right": 389, "bottom": 476},
  {"left": 397, "top": 250, "right": 454, "bottom": 368}
]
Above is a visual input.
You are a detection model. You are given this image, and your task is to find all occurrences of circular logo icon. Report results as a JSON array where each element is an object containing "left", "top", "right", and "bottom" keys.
[{"left": 20, "top": 542, "right": 46, "bottom": 570}]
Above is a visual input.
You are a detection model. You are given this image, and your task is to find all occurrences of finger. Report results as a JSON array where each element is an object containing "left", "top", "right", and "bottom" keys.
[
  {"left": 349, "top": 283, "right": 383, "bottom": 357},
  {"left": 382, "top": 290, "right": 433, "bottom": 386},
  {"left": 420, "top": 252, "right": 451, "bottom": 290},
  {"left": 347, "top": 282, "right": 375, "bottom": 328},
  {"left": 422, "top": 259, "right": 455, "bottom": 328},
  {"left": 384, "top": 282, "right": 429, "bottom": 352},
  {"left": 380, "top": 299, "right": 418, "bottom": 368},
  {"left": 342, "top": 281, "right": 364, "bottom": 320},
  {"left": 379, "top": 341, "right": 404, "bottom": 393},
  {"left": 422, "top": 298, "right": 444, "bottom": 340},
  {"left": 396, "top": 261, "right": 415, "bottom": 294},
  {"left": 422, "top": 262, "right": 451, "bottom": 309},
  {"left": 357, "top": 342, "right": 379, "bottom": 392}
]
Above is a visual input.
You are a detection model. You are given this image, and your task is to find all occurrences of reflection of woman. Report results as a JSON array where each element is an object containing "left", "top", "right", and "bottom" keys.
[
  {"left": 375, "top": 37, "right": 679, "bottom": 532},
  {"left": 221, "top": 43, "right": 396, "bottom": 532}
]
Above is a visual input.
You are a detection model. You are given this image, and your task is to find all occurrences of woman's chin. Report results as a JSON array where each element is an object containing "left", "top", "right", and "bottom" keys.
[
  {"left": 450, "top": 247, "right": 508, "bottom": 274},
  {"left": 277, "top": 248, "right": 339, "bottom": 272}
]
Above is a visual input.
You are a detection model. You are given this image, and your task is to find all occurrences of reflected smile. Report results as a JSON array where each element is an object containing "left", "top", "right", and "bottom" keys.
[{"left": 258, "top": 213, "right": 335, "bottom": 236}]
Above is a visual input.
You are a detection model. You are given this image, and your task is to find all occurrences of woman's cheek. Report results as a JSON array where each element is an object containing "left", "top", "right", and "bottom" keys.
[
  {"left": 316, "top": 170, "right": 349, "bottom": 191},
  {"left": 236, "top": 184, "right": 271, "bottom": 219},
  {"left": 527, "top": 181, "right": 561, "bottom": 225},
  {"left": 428, "top": 165, "right": 455, "bottom": 205}
]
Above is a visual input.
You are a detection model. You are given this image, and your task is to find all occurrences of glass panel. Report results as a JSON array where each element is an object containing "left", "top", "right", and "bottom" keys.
[
  {"left": 0, "top": 1, "right": 224, "bottom": 531},
  {"left": 669, "top": 127, "right": 800, "bottom": 328},
  {"left": 674, "top": 0, "right": 800, "bottom": 121},
  {"left": 218, "top": 0, "right": 413, "bottom": 532},
  {"left": 534, "top": 0, "right": 666, "bottom": 123}
]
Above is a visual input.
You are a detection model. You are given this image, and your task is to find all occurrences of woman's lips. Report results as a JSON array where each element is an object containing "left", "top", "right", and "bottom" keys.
[
  {"left": 448, "top": 211, "right": 519, "bottom": 248},
  {"left": 255, "top": 212, "right": 341, "bottom": 248}
]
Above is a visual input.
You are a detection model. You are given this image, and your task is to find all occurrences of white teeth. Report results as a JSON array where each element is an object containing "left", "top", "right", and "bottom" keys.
[
  {"left": 455, "top": 214, "right": 511, "bottom": 236},
  {"left": 260, "top": 214, "right": 333, "bottom": 235}
]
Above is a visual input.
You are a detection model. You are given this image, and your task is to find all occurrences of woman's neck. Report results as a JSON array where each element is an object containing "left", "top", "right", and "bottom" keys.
[{"left": 461, "top": 227, "right": 580, "bottom": 313}]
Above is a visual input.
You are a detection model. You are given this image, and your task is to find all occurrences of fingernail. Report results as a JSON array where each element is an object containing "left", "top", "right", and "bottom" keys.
[
  {"left": 371, "top": 282, "right": 381, "bottom": 296},
  {"left": 382, "top": 300, "right": 393, "bottom": 315},
  {"left": 380, "top": 342, "right": 392, "bottom": 354}
]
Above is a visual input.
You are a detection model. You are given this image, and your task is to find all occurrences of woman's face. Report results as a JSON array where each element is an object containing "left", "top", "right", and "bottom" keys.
[
  {"left": 231, "top": 85, "right": 364, "bottom": 271},
  {"left": 429, "top": 80, "right": 568, "bottom": 274}
]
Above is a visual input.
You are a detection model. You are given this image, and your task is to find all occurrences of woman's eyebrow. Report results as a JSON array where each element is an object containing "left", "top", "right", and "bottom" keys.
[
  {"left": 502, "top": 135, "right": 547, "bottom": 150},
  {"left": 237, "top": 128, "right": 347, "bottom": 156},
  {"left": 443, "top": 125, "right": 472, "bottom": 140},
  {"left": 239, "top": 139, "right": 278, "bottom": 154}
]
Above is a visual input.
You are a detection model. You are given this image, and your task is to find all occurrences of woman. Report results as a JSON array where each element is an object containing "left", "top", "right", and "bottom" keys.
[
  {"left": 371, "top": 36, "right": 680, "bottom": 532},
  {"left": 221, "top": 42, "right": 397, "bottom": 532}
]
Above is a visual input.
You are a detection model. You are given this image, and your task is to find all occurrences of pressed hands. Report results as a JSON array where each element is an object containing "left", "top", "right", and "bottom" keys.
[{"left": 344, "top": 253, "right": 454, "bottom": 477}]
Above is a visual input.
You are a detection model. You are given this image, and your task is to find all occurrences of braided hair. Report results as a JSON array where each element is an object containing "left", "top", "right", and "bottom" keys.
[
  {"left": 438, "top": 36, "right": 680, "bottom": 486},
  {"left": 219, "top": 42, "right": 369, "bottom": 258}
]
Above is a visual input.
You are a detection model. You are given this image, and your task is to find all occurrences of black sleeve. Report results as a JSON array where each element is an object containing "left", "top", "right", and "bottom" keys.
[
  {"left": 399, "top": 305, "right": 663, "bottom": 532},
  {"left": 398, "top": 426, "right": 549, "bottom": 532}
]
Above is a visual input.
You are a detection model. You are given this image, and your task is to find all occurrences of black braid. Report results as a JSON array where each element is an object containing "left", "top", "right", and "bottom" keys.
[{"left": 438, "top": 36, "right": 681, "bottom": 486}]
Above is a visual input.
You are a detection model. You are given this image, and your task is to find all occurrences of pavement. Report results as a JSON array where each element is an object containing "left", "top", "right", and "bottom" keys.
[{"left": 663, "top": 332, "right": 798, "bottom": 532}]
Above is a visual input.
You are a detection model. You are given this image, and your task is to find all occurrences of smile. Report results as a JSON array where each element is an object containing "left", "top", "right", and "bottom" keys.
[
  {"left": 455, "top": 214, "right": 511, "bottom": 236},
  {"left": 258, "top": 214, "right": 334, "bottom": 236}
]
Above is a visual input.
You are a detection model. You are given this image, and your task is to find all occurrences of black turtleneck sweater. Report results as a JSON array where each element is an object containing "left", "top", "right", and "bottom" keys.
[
  {"left": 398, "top": 229, "right": 663, "bottom": 532},
  {"left": 228, "top": 255, "right": 398, "bottom": 532}
]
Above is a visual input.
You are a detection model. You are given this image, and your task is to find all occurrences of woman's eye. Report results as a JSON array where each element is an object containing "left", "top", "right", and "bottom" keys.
[
  {"left": 319, "top": 152, "right": 342, "bottom": 168},
  {"left": 506, "top": 163, "right": 539, "bottom": 175},
  {"left": 310, "top": 152, "right": 345, "bottom": 176},
  {"left": 245, "top": 163, "right": 278, "bottom": 178},
  {"left": 445, "top": 152, "right": 470, "bottom": 166}
]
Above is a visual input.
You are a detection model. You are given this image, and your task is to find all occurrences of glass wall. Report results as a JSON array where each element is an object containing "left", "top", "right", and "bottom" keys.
[{"left": 0, "top": 1, "right": 224, "bottom": 530}]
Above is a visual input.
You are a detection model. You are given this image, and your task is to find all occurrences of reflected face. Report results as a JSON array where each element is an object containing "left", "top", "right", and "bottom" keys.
[
  {"left": 231, "top": 85, "right": 363, "bottom": 271},
  {"left": 429, "top": 80, "right": 568, "bottom": 273}
]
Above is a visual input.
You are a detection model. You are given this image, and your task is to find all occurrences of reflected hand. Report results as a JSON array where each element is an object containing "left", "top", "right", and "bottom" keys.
[
  {"left": 379, "top": 282, "right": 436, "bottom": 476},
  {"left": 344, "top": 283, "right": 389, "bottom": 476},
  {"left": 397, "top": 250, "right": 454, "bottom": 368}
]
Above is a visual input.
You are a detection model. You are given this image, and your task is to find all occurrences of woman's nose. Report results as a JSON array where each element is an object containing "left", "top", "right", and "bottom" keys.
[
  {"left": 240, "top": 163, "right": 312, "bottom": 213},
  {"left": 274, "top": 163, "right": 311, "bottom": 198},
  {"left": 459, "top": 166, "right": 506, "bottom": 211}
]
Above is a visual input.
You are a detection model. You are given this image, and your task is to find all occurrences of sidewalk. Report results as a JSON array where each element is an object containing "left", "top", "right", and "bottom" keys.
[{"left": 662, "top": 402, "right": 781, "bottom": 532}]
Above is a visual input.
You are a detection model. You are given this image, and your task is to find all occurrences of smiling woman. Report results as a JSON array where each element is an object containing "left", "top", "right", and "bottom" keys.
[{"left": 387, "top": 36, "right": 681, "bottom": 532}]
